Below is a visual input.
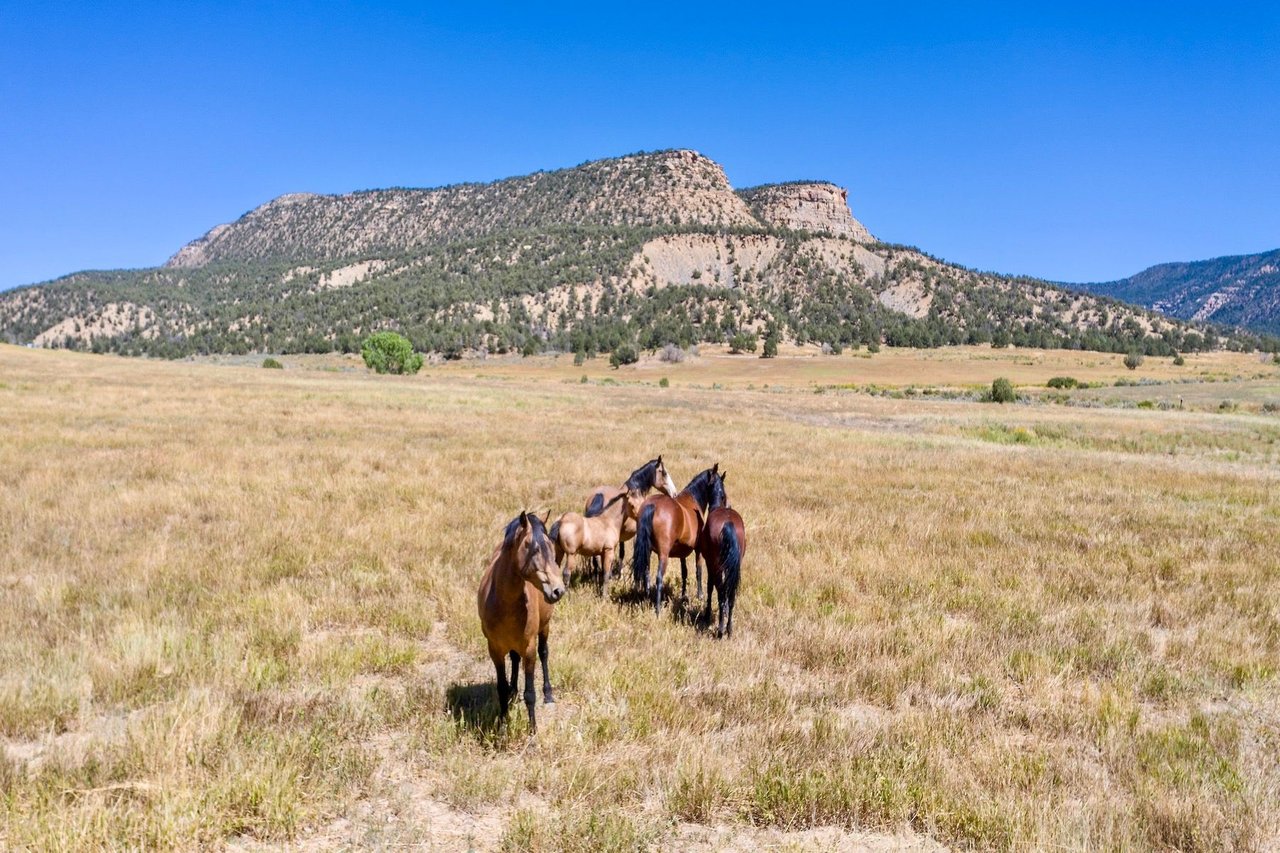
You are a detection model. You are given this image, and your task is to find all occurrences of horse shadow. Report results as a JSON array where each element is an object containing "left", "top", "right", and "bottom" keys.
[
  {"left": 608, "top": 583, "right": 715, "bottom": 632},
  {"left": 445, "top": 680, "right": 501, "bottom": 736}
]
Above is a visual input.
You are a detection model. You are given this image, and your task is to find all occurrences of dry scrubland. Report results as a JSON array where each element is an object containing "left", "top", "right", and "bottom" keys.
[{"left": 2, "top": 344, "right": 1279, "bottom": 851}]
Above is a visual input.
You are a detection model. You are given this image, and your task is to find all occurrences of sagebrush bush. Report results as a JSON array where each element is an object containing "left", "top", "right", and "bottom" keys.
[
  {"left": 361, "top": 332, "right": 423, "bottom": 375},
  {"left": 609, "top": 344, "right": 638, "bottom": 369},
  {"left": 261, "top": 357, "right": 283, "bottom": 370},
  {"left": 659, "top": 344, "right": 685, "bottom": 363},
  {"left": 1124, "top": 352, "right": 1145, "bottom": 371},
  {"left": 990, "top": 377, "right": 1016, "bottom": 403},
  {"left": 1047, "top": 376, "right": 1077, "bottom": 389}
]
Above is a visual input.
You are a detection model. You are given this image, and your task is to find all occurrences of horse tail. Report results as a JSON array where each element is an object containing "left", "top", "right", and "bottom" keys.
[
  {"left": 632, "top": 503, "right": 655, "bottom": 590},
  {"left": 585, "top": 493, "right": 605, "bottom": 517},
  {"left": 548, "top": 518, "right": 561, "bottom": 546},
  {"left": 721, "top": 524, "right": 741, "bottom": 602}
]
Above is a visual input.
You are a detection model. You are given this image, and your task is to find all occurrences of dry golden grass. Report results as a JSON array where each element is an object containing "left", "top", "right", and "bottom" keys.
[{"left": 2, "top": 344, "right": 1278, "bottom": 851}]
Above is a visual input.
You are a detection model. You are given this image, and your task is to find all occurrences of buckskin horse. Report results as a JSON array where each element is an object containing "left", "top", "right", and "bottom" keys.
[
  {"left": 549, "top": 490, "right": 644, "bottom": 593},
  {"left": 698, "top": 470, "right": 746, "bottom": 637},
  {"left": 631, "top": 464, "right": 722, "bottom": 615},
  {"left": 477, "top": 511, "right": 565, "bottom": 734},
  {"left": 582, "top": 456, "right": 678, "bottom": 579}
]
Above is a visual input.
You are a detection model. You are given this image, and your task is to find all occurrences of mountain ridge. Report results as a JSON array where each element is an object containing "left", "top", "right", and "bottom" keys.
[
  {"left": 1070, "top": 249, "right": 1280, "bottom": 335},
  {"left": 2, "top": 150, "right": 1272, "bottom": 359}
]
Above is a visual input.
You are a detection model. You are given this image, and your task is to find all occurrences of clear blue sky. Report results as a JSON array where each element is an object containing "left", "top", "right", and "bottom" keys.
[{"left": 3, "top": 2, "right": 1278, "bottom": 289}]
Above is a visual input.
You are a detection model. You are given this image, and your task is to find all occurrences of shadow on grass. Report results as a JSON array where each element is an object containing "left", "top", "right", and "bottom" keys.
[{"left": 446, "top": 680, "right": 501, "bottom": 735}]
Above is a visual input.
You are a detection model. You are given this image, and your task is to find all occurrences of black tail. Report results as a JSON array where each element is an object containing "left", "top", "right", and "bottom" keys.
[
  {"left": 548, "top": 519, "right": 561, "bottom": 545},
  {"left": 632, "top": 504, "right": 655, "bottom": 590},
  {"left": 585, "top": 493, "right": 605, "bottom": 517},
  {"left": 721, "top": 524, "right": 741, "bottom": 602}
]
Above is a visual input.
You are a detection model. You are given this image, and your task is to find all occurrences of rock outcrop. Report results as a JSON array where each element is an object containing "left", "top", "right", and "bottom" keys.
[{"left": 738, "top": 183, "right": 874, "bottom": 243}]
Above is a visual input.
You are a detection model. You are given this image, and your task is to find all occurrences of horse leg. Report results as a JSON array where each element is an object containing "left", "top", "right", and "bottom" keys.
[
  {"left": 701, "top": 576, "right": 714, "bottom": 628},
  {"left": 600, "top": 550, "right": 610, "bottom": 596},
  {"left": 522, "top": 653, "right": 538, "bottom": 734},
  {"left": 680, "top": 557, "right": 688, "bottom": 600},
  {"left": 492, "top": 652, "right": 510, "bottom": 725},
  {"left": 696, "top": 555, "right": 704, "bottom": 600},
  {"left": 538, "top": 633, "right": 554, "bottom": 704},
  {"left": 726, "top": 588, "right": 736, "bottom": 638},
  {"left": 717, "top": 584, "right": 728, "bottom": 638},
  {"left": 508, "top": 651, "right": 520, "bottom": 708},
  {"left": 655, "top": 555, "right": 667, "bottom": 615},
  {"left": 616, "top": 541, "right": 625, "bottom": 578}
]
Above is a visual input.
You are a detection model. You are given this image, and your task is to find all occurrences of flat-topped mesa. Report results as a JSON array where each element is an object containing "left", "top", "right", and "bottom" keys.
[
  {"left": 738, "top": 182, "right": 875, "bottom": 242},
  {"left": 165, "top": 149, "right": 759, "bottom": 268}
]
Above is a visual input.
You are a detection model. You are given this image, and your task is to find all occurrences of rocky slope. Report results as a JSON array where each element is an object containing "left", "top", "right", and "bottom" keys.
[
  {"left": 1071, "top": 249, "right": 1280, "bottom": 336},
  {"left": 2, "top": 150, "right": 1263, "bottom": 359}
]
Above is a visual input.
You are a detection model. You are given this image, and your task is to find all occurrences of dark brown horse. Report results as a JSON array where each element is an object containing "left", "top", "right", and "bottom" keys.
[
  {"left": 582, "top": 456, "right": 677, "bottom": 579},
  {"left": 477, "top": 512, "right": 565, "bottom": 734},
  {"left": 698, "top": 470, "right": 746, "bottom": 637},
  {"left": 631, "top": 464, "right": 722, "bottom": 614}
]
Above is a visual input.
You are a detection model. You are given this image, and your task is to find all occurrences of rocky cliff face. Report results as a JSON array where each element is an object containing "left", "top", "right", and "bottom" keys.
[{"left": 737, "top": 183, "right": 874, "bottom": 243}]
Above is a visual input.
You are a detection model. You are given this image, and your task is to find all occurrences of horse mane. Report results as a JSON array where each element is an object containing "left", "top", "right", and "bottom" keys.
[
  {"left": 623, "top": 458, "right": 661, "bottom": 493},
  {"left": 502, "top": 512, "right": 551, "bottom": 554},
  {"left": 682, "top": 467, "right": 719, "bottom": 511}
]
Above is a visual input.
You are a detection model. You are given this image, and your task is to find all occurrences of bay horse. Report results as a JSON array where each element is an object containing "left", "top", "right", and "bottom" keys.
[
  {"left": 698, "top": 470, "right": 746, "bottom": 637},
  {"left": 583, "top": 456, "right": 678, "bottom": 579},
  {"left": 549, "top": 490, "right": 644, "bottom": 592},
  {"left": 476, "top": 511, "right": 565, "bottom": 734},
  {"left": 631, "top": 464, "right": 722, "bottom": 615}
]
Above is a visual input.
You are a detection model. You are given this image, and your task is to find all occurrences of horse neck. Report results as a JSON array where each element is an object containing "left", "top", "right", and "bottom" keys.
[{"left": 491, "top": 547, "right": 529, "bottom": 601}]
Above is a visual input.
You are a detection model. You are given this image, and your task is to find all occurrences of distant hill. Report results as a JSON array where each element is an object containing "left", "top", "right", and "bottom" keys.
[
  {"left": 1070, "top": 250, "right": 1280, "bottom": 336},
  {"left": 1, "top": 149, "right": 1270, "bottom": 359}
]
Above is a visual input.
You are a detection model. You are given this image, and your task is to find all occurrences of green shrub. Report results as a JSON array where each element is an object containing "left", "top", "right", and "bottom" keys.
[
  {"left": 990, "top": 377, "right": 1016, "bottom": 404},
  {"left": 991, "top": 330, "right": 1011, "bottom": 349},
  {"left": 361, "top": 332, "right": 423, "bottom": 375},
  {"left": 761, "top": 332, "right": 779, "bottom": 359},
  {"left": 1124, "top": 351, "right": 1144, "bottom": 371},
  {"left": 261, "top": 357, "right": 283, "bottom": 370},
  {"left": 659, "top": 377, "right": 670, "bottom": 388},
  {"left": 1173, "top": 354, "right": 1185, "bottom": 366},
  {"left": 728, "top": 332, "right": 757, "bottom": 354},
  {"left": 573, "top": 350, "right": 586, "bottom": 366},
  {"left": 866, "top": 340, "right": 879, "bottom": 354},
  {"left": 580, "top": 374, "right": 588, "bottom": 384},
  {"left": 1046, "top": 376, "right": 1078, "bottom": 389},
  {"left": 609, "top": 344, "right": 638, "bottom": 369}
]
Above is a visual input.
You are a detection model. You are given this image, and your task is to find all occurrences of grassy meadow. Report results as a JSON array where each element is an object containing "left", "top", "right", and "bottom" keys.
[{"left": 2, "top": 343, "right": 1278, "bottom": 851}]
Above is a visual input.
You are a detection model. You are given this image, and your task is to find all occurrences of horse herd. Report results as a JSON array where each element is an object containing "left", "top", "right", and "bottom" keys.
[{"left": 476, "top": 456, "right": 748, "bottom": 732}]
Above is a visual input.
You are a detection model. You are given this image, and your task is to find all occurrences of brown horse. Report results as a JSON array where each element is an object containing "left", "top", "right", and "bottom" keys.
[
  {"left": 549, "top": 491, "right": 644, "bottom": 592},
  {"left": 583, "top": 456, "right": 678, "bottom": 578},
  {"left": 631, "top": 464, "right": 722, "bottom": 614},
  {"left": 477, "top": 511, "right": 565, "bottom": 734},
  {"left": 698, "top": 470, "right": 746, "bottom": 637}
]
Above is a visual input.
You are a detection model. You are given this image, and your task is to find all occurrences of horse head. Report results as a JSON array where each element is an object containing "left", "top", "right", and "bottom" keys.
[
  {"left": 507, "top": 511, "right": 565, "bottom": 604},
  {"left": 708, "top": 468, "right": 728, "bottom": 510},
  {"left": 654, "top": 455, "right": 678, "bottom": 497}
]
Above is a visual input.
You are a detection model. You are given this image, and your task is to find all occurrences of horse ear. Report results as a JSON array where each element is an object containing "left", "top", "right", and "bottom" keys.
[
  {"left": 712, "top": 462, "right": 719, "bottom": 473},
  {"left": 721, "top": 470, "right": 727, "bottom": 482},
  {"left": 519, "top": 511, "right": 529, "bottom": 528},
  {"left": 541, "top": 510, "right": 551, "bottom": 525},
  {"left": 657, "top": 455, "right": 663, "bottom": 465}
]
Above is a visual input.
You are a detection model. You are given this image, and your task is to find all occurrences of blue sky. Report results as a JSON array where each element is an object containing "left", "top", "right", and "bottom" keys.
[{"left": 2, "top": 2, "right": 1278, "bottom": 289}]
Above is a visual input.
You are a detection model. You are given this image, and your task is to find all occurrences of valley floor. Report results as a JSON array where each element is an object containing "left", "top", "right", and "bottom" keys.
[{"left": 1, "top": 344, "right": 1278, "bottom": 850}]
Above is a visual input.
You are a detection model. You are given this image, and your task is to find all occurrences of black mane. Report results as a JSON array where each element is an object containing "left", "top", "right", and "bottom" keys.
[
  {"left": 503, "top": 512, "right": 551, "bottom": 554},
  {"left": 623, "top": 457, "right": 663, "bottom": 493},
  {"left": 682, "top": 467, "right": 720, "bottom": 512}
]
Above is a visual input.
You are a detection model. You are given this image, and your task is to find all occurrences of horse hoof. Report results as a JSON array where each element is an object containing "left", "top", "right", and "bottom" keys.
[{"left": 543, "top": 695, "right": 556, "bottom": 705}]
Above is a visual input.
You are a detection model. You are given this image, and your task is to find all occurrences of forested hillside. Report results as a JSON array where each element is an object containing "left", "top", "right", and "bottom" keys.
[{"left": 3, "top": 150, "right": 1272, "bottom": 358}]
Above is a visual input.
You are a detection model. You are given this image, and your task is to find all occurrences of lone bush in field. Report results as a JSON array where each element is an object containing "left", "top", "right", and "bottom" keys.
[
  {"left": 1124, "top": 351, "right": 1144, "bottom": 371},
  {"left": 361, "top": 332, "right": 423, "bottom": 375},
  {"left": 1173, "top": 353, "right": 1185, "bottom": 366},
  {"left": 762, "top": 332, "right": 779, "bottom": 359},
  {"left": 659, "top": 344, "right": 685, "bottom": 363},
  {"left": 261, "top": 357, "right": 283, "bottom": 369},
  {"left": 990, "top": 377, "right": 1016, "bottom": 404},
  {"left": 1046, "top": 376, "right": 1077, "bottom": 389},
  {"left": 659, "top": 377, "right": 670, "bottom": 388},
  {"left": 609, "top": 344, "right": 638, "bottom": 369}
]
